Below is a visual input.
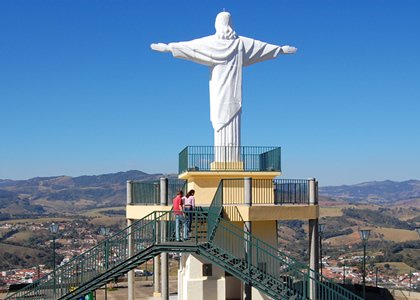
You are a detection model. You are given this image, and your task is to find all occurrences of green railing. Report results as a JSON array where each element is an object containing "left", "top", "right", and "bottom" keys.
[
  {"left": 204, "top": 213, "right": 363, "bottom": 300},
  {"left": 132, "top": 181, "right": 160, "bottom": 205},
  {"left": 7, "top": 210, "right": 361, "bottom": 300},
  {"left": 132, "top": 179, "right": 186, "bottom": 205},
  {"left": 5, "top": 211, "right": 185, "bottom": 300},
  {"left": 274, "top": 179, "right": 310, "bottom": 205},
  {"left": 132, "top": 177, "right": 312, "bottom": 206},
  {"left": 178, "top": 146, "right": 281, "bottom": 173},
  {"left": 207, "top": 180, "right": 223, "bottom": 240},
  {"left": 214, "top": 178, "right": 311, "bottom": 205}
]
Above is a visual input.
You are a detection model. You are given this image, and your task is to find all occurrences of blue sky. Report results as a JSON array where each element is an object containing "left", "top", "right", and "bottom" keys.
[{"left": 1, "top": 0, "right": 419, "bottom": 186}]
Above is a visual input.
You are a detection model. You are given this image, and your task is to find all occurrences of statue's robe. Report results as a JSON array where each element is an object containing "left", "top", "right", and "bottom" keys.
[{"left": 169, "top": 36, "right": 284, "bottom": 160}]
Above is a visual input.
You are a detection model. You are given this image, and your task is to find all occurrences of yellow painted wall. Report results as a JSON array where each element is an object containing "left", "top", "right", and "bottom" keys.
[
  {"left": 180, "top": 171, "right": 280, "bottom": 206},
  {"left": 231, "top": 220, "right": 278, "bottom": 248},
  {"left": 126, "top": 204, "right": 318, "bottom": 221},
  {"left": 126, "top": 205, "right": 171, "bottom": 220},
  {"left": 224, "top": 205, "right": 319, "bottom": 222},
  {"left": 186, "top": 177, "right": 221, "bottom": 206}
]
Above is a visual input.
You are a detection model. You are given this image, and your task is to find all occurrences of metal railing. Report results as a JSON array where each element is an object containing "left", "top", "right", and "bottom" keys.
[
  {"left": 178, "top": 146, "right": 281, "bottom": 173},
  {"left": 274, "top": 179, "right": 310, "bottom": 205},
  {"left": 5, "top": 211, "right": 187, "bottom": 300},
  {"left": 215, "top": 178, "right": 311, "bottom": 205},
  {"left": 7, "top": 210, "right": 362, "bottom": 300},
  {"left": 131, "top": 179, "right": 186, "bottom": 205},
  {"left": 205, "top": 212, "right": 363, "bottom": 300},
  {"left": 131, "top": 177, "right": 313, "bottom": 206},
  {"left": 132, "top": 181, "right": 160, "bottom": 205},
  {"left": 207, "top": 181, "right": 223, "bottom": 241}
]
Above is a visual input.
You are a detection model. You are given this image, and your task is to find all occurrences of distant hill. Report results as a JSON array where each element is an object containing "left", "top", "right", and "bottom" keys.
[
  {"left": 319, "top": 180, "right": 420, "bottom": 203},
  {"left": 0, "top": 170, "right": 177, "bottom": 220},
  {"left": 2, "top": 174, "right": 420, "bottom": 220}
]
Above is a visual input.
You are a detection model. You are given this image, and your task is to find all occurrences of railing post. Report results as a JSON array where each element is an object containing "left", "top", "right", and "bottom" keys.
[
  {"left": 104, "top": 239, "right": 109, "bottom": 300},
  {"left": 244, "top": 177, "right": 252, "bottom": 300},
  {"left": 52, "top": 235, "right": 56, "bottom": 299},
  {"left": 81, "top": 259, "right": 84, "bottom": 291},
  {"left": 308, "top": 178, "right": 319, "bottom": 300},
  {"left": 127, "top": 180, "right": 135, "bottom": 300},
  {"left": 195, "top": 210, "right": 198, "bottom": 244},
  {"left": 160, "top": 178, "right": 169, "bottom": 300}
]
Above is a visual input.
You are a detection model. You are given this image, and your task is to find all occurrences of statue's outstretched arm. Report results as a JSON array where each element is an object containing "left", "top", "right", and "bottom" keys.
[
  {"left": 281, "top": 45, "right": 297, "bottom": 54},
  {"left": 150, "top": 43, "right": 172, "bottom": 53}
]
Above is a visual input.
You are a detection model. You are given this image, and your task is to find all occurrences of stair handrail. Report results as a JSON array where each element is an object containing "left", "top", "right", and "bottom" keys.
[
  {"left": 207, "top": 180, "right": 223, "bottom": 241},
  {"left": 7, "top": 208, "right": 363, "bottom": 300},
  {"left": 205, "top": 211, "right": 363, "bottom": 300},
  {"left": 5, "top": 210, "right": 171, "bottom": 300}
]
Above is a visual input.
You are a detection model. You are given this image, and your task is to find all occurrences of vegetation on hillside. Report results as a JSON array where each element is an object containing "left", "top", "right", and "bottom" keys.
[
  {"left": 343, "top": 208, "right": 416, "bottom": 229},
  {"left": 1, "top": 174, "right": 419, "bottom": 274}
]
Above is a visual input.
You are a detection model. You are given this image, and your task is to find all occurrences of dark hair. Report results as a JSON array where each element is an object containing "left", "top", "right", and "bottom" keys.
[
  {"left": 186, "top": 189, "right": 195, "bottom": 197},
  {"left": 177, "top": 190, "right": 184, "bottom": 196}
]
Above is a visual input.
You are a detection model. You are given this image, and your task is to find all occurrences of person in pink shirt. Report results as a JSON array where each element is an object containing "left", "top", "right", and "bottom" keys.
[{"left": 172, "top": 191, "right": 187, "bottom": 241}]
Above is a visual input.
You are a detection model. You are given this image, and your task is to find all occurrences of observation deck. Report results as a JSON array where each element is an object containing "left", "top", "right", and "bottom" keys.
[
  {"left": 127, "top": 146, "right": 318, "bottom": 223},
  {"left": 179, "top": 145, "right": 281, "bottom": 174}
]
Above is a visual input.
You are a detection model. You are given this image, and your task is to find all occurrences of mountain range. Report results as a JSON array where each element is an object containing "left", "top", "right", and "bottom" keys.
[
  {"left": 319, "top": 179, "right": 420, "bottom": 203},
  {"left": 1, "top": 171, "right": 419, "bottom": 220},
  {"left": 0, "top": 170, "right": 176, "bottom": 220}
]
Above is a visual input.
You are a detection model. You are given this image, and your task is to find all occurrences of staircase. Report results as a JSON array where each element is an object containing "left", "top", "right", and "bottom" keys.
[{"left": 6, "top": 210, "right": 363, "bottom": 300}]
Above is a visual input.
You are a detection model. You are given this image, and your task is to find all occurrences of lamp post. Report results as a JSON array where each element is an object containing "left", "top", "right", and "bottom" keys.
[
  {"left": 100, "top": 227, "right": 111, "bottom": 300},
  {"left": 49, "top": 223, "right": 59, "bottom": 299},
  {"left": 343, "top": 262, "right": 346, "bottom": 284},
  {"left": 359, "top": 229, "right": 371, "bottom": 300},
  {"left": 409, "top": 269, "right": 413, "bottom": 292},
  {"left": 319, "top": 223, "right": 326, "bottom": 280}
]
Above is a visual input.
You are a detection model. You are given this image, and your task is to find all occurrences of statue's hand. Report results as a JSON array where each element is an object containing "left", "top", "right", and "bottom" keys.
[
  {"left": 282, "top": 45, "right": 297, "bottom": 54},
  {"left": 150, "top": 43, "right": 171, "bottom": 52}
]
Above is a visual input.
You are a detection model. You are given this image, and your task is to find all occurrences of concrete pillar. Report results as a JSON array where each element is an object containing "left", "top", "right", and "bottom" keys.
[
  {"left": 162, "top": 252, "right": 169, "bottom": 300},
  {"left": 153, "top": 240, "right": 161, "bottom": 297},
  {"left": 153, "top": 178, "right": 168, "bottom": 297},
  {"left": 244, "top": 177, "right": 252, "bottom": 207},
  {"left": 160, "top": 177, "right": 168, "bottom": 205},
  {"left": 160, "top": 178, "right": 169, "bottom": 300},
  {"left": 126, "top": 181, "right": 135, "bottom": 300},
  {"left": 308, "top": 178, "right": 319, "bottom": 300},
  {"left": 244, "top": 177, "right": 252, "bottom": 300},
  {"left": 153, "top": 216, "right": 162, "bottom": 298}
]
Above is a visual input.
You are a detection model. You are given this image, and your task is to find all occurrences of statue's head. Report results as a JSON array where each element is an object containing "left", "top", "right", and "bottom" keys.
[{"left": 215, "top": 11, "right": 237, "bottom": 40}]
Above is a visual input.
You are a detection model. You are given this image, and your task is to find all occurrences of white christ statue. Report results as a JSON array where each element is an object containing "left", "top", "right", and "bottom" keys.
[{"left": 151, "top": 11, "right": 297, "bottom": 162}]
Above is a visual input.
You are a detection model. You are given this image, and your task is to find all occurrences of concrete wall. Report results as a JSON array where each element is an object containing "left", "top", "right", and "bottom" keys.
[{"left": 178, "top": 254, "right": 226, "bottom": 300}]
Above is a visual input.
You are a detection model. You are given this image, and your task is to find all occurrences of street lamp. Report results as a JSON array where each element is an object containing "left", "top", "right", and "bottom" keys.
[
  {"left": 100, "top": 226, "right": 110, "bottom": 237},
  {"left": 100, "top": 227, "right": 111, "bottom": 300},
  {"left": 343, "top": 261, "right": 346, "bottom": 285},
  {"left": 49, "top": 223, "right": 59, "bottom": 298},
  {"left": 359, "top": 229, "right": 371, "bottom": 300},
  {"left": 409, "top": 269, "right": 413, "bottom": 292},
  {"left": 319, "top": 223, "right": 326, "bottom": 280}
]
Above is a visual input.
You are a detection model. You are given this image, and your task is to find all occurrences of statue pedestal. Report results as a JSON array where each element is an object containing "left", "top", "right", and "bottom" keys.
[{"left": 209, "top": 161, "right": 244, "bottom": 171}]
